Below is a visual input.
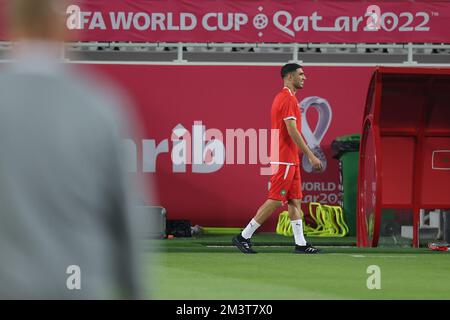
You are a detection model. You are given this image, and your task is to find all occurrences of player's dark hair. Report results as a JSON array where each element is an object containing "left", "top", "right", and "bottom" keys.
[{"left": 281, "top": 63, "right": 302, "bottom": 79}]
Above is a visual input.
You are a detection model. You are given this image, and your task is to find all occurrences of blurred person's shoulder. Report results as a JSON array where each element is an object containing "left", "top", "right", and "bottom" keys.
[
  {"left": 71, "top": 65, "right": 139, "bottom": 136},
  {"left": 67, "top": 65, "right": 134, "bottom": 125},
  {"left": 0, "top": 62, "right": 137, "bottom": 139},
  {"left": 0, "top": 62, "right": 132, "bottom": 120}
]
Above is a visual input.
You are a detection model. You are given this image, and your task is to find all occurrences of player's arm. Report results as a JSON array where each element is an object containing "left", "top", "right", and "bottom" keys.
[{"left": 284, "top": 119, "right": 322, "bottom": 170}]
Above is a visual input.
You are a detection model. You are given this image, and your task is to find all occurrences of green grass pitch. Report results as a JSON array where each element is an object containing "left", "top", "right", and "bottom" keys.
[{"left": 142, "top": 233, "right": 450, "bottom": 300}]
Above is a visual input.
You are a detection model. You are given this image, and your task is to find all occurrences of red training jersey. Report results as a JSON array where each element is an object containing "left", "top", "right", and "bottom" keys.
[{"left": 270, "top": 87, "right": 301, "bottom": 165}]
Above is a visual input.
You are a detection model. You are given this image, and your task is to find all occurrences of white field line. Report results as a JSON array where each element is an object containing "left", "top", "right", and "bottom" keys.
[{"left": 206, "top": 245, "right": 355, "bottom": 248}]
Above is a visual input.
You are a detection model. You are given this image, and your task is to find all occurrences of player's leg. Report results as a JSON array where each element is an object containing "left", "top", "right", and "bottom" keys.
[
  {"left": 233, "top": 199, "right": 282, "bottom": 254},
  {"left": 233, "top": 164, "right": 291, "bottom": 254},
  {"left": 243, "top": 198, "right": 282, "bottom": 238},
  {"left": 288, "top": 199, "right": 320, "bottom": 254},
  {"left": 254, "top": 199, "right": 283, "bottom": 225},
  {"left": 287, "top": 199, "right": 307, "bottom": 246},
  {"left": 286, "top": 166, "right": 320, "bottom": 254},
  {"left": 241, "top": 199, "right": 282, "bottom": 239}
]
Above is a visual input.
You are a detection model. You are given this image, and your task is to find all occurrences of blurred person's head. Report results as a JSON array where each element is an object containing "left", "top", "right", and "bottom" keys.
[{"left": 10, "top": 0, "right": 66, "bottom": 42}]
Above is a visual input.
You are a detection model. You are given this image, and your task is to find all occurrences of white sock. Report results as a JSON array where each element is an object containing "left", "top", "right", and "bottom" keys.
[
  {"left": 291, "top": 219, "right": 307, "bottom": 246},
  {"left": 241, "top": 219, "right": 261, "bottom": 239}
]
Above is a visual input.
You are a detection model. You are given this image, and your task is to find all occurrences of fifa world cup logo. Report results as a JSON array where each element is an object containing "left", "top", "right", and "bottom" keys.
[{"left": 299, "top": 96, "right": 332, "bottom": 173}]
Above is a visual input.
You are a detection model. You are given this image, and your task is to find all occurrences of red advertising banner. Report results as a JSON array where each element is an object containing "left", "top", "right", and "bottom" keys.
[
  {"left": 1, "top": 1, "right": 450, "bottom": 43},
  {"left": 80, "top": 64, "right": 374, "bottom": 231}
]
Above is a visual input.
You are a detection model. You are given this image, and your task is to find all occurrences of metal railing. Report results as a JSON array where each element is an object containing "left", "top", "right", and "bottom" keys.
[{"left": 1, "top": 41, "right": 449, "bottom": 65}]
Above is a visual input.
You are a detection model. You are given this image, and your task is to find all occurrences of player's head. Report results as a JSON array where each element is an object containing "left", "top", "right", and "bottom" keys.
[
  {"left": 10, "top": 0, "right": 66, "bottom": 41},
  {"left": 281, "top": 63, "right": 306, "bottom": 89}
]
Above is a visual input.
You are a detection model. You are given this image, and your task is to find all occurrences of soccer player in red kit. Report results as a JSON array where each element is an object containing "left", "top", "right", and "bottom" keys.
[{"left": 233, "top": 63, "right": 322, "bottom": 254}]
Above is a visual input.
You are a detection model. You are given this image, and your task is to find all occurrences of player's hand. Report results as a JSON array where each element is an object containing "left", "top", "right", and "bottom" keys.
[{"left": 308, "top": 155, "right": 323, "bottom": 172}]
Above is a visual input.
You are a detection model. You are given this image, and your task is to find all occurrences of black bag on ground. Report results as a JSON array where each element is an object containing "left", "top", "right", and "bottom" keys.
[{"left": 166, "top": 220, "right": 192, "bottom": 237}]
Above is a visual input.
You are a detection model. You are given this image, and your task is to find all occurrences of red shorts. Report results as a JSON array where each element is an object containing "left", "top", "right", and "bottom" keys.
[{"left": 268, "top": 164, "right": 302, "bottom": 201}]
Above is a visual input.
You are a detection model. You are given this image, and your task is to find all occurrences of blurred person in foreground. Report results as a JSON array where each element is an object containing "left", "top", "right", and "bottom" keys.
[{"left": 0, "top": 0, "right": 147, "bottom": 299}]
